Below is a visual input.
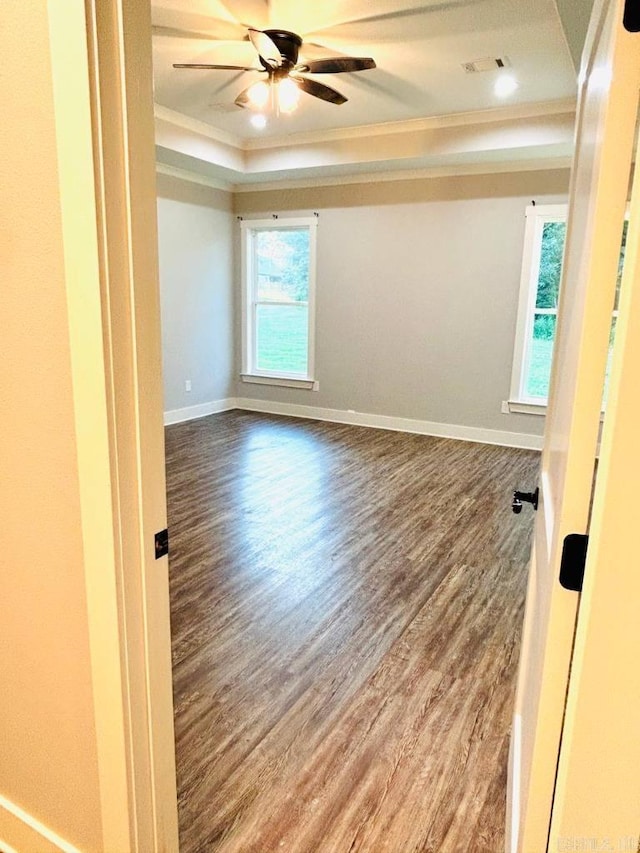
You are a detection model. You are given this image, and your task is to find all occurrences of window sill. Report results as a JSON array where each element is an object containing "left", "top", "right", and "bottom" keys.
[
  {"left": 240, "top": 373, "right": 319, "bottom": 391},
  {"left": 505, "top": 400, "right": 547, "bottom": 416},
  {"left": 506, "top": 399, "right": 606, "bottom": 421}
]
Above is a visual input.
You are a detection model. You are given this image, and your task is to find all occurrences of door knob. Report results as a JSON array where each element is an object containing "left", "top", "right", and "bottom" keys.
[{"left": 512, "top": 487, "right": 539, "bottom": 514}]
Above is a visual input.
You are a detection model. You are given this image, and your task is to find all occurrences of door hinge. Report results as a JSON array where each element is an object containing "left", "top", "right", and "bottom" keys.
[
  {"left": 559, "top": 533, "right": 588, "bottom": 592},
  {"left": 624, "top": 0, "right": 640, "bottom": 32},
  {"left": 155, "top": 528, "right": 169, "bottom": 559}
]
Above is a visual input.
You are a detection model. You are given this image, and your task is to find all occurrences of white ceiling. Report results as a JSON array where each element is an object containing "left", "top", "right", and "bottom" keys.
[{"left": 151, "top": 0, "right": 588, "bottom": 186}]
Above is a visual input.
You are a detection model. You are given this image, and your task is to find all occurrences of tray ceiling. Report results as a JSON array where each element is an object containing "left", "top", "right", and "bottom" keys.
[{"left": 152, "top": 0, "right": 588, "bottom": 185}]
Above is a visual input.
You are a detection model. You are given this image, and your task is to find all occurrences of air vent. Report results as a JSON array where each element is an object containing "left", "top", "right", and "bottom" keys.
[{"left": 462, "top": 56, "right": 510, "bottom": 73}]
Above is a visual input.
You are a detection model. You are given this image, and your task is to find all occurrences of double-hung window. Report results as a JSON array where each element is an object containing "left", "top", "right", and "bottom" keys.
[
  {"left": 509, "top": 204, "right": 567, "bottom": 409},
  {"left": 241, "top": 217, "right": 317, "bottom": 389},
  {"left": 508, "top": 203, "right": 624, "bottom": 413}
]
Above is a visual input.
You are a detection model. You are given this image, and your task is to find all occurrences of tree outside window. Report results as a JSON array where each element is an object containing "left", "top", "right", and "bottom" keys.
[{"left": 510, "top": 205, "right": 624, "bottom": 409}]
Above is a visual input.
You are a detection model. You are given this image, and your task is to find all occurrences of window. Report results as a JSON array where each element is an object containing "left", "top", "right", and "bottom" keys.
[
  {"left": 509, "top": 204, "right": 567, "bottom": 409},
  {"left": 241, "top": 217, "right": 317, "bottom": 389},
  {"left": 508, "top": 204, "right": 624, "bottom": 413}
]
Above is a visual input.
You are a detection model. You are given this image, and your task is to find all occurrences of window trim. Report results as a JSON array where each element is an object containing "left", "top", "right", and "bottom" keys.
[
  {"left": 508, "top": 203, "right": 568, "bottom": 408},
  {"left": 240, "top": 216, "right": 318, "bottom": 386}
]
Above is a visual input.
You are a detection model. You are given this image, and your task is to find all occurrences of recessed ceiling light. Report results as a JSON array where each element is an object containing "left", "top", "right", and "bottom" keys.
[
  {"left": 250, "top": 113, "right": 267, "bottom": 129},
  {"left": 494, "top": 74, "right": 518, "bottom": 98}
]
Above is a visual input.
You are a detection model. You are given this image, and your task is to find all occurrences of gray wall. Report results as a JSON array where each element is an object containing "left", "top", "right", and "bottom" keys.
[
  {"left": 233, "top": 169, "right": 571, "bottom": 437},
  {"left": 156, "top": 173, "right": 234, "bottom": 412}
]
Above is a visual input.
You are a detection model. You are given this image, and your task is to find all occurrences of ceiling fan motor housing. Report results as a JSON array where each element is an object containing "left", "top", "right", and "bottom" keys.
[{"left": 260, "top": 29, "right": 302, "bottom": 72}]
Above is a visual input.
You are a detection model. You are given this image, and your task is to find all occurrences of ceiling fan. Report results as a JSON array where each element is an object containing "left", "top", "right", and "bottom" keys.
[{"left": 173, "top": 28, "right": 376, "bottom": 111}]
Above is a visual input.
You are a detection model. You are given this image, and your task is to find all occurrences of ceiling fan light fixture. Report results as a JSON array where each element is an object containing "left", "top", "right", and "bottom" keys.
[
  {"left": 174, "top": 27, "right": 372, "bottom": 114},
  {"left": 278, "top": 77, "right": 300, "bottom": 113},
  {"left": 247, "top": 80, "right": 270, "bottom": 109}
]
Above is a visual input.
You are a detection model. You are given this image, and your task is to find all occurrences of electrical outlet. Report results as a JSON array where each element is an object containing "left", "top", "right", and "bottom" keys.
[{"left": 185, "top": 380, "right": 192, "bottom": 392}]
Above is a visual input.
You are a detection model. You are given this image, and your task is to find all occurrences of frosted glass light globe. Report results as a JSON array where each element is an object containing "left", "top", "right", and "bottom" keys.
[
  {"left": 278, "top": 77, "right": 300, "bottom": 113},
  {"left": 247, "top": 80, "right": 270, "bottom": 109}
]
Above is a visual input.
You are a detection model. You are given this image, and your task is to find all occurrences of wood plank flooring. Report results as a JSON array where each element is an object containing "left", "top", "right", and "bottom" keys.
[{"left": 165, "top": 411, "right": 540, "bottom": 853}]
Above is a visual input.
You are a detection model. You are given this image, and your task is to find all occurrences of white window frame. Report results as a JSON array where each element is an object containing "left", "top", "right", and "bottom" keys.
[
  {"left": 508, "top": 203, "right": 568, "bottom": 414},
  {"left": 240, "top": 216, "right": 318, "bottom": 390}
]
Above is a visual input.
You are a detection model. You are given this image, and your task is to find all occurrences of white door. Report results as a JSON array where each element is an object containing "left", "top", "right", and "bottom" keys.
[
  {"left": 548, "top": 121, "right": 640, "bottom": 852},
  {"left": 507, "top": 2, "right": 640, "bottom": 851}
]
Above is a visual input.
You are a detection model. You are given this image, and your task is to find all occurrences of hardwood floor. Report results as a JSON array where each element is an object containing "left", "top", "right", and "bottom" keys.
[{"left": 165, "top": 411, "right": 539, "bottom": 853}]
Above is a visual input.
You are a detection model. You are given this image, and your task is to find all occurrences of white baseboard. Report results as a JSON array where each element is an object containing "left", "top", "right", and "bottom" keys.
[
  {"left": 507, "top": 714, "right": 522, "bottom": 853},
  {"left": 163, "top": 396, "right": 543, "bottom": 450},
  {"left": 0, "top": 794, "right": 80, "bottom": 853},
  {"left": 234, "top": 397, "right": 544, "bottom": 451},
  {"left": 163, "top": 398, "right": 235, "bottom": 426}
]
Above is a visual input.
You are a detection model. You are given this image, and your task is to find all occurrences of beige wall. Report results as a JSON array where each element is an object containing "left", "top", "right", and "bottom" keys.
[
  {"left": 233, "top": 169, "right": 571, "bottom": 436},
  {"left": 0, "top": 1, "right": 102, "bottom": 850},
  {"left": 156, "top": 174, "right": 235, "bottom": 412}
]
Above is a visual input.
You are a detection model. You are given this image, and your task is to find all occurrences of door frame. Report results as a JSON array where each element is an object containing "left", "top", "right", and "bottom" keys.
[
  {"left": 48, "top": 0, "right": 640, "bottom": 851},
  {"left": 48, "top": 1, "right": 178, "bottom": 850}
]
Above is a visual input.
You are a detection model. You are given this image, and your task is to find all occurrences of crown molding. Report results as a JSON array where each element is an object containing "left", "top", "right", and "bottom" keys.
[
  {"left": 155, "top": 155, "right": 572, "bottom": 196},
  {"left": 154, "top": 104, "right": 243, "bottom": 149},
  {"left": 154, "top": 97, "right": 576, "bottom": 155},
  {"left": 154, "top": 98, "right": 576, "bottom": 189},
  {"left": 155, "top": 162, "right": 233, "bottom": 192},
  {"left": 233, "top": 157, "right": 573, "bottom": 192},
  {"left": 242, "top": 98, "right": 577, "bottom": 151}
]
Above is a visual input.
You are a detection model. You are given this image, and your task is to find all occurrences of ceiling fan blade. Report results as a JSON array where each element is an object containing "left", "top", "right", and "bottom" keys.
[
  {"left": 248, "top": 28, "right": 283, "bottom": 68},
  {"left": 303, "top": 1, "right": 467, "bottom": 34},
  {"left": 173, "top": 63, "right": 262, "bottom": 71},
  {"left": 219, "top": 0, "right": 269, "bottom": 30},
  {"left": 207, "top": 70, "right": 247, "bottom": 100},
  {"left": 296, "top": 57, "right": 376, "bottom": 74},
  {"left": 152, "top": 25, "right": 246, "bottom": 41},
  {"left": 234, "top": 85, "right": 253, "bottom": 108},
  {"left": 151, "top": 9, "right": 246, "bottom": 41},
  {"left": 291, "top": 76, "right": 347, "bottom": 105}
]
